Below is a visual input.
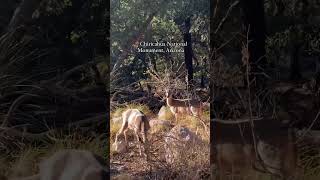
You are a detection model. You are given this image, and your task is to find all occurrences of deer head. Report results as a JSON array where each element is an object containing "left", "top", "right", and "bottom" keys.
[{"left": 165, "top": 88, "right": 171, "bottom": 98}]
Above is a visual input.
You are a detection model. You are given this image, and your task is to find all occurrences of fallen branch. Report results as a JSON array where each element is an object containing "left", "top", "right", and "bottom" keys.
[{"left": 212, "top": 117, "right": 264, "bottom": 124}]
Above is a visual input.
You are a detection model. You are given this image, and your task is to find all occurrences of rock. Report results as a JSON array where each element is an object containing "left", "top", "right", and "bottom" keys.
[
  {"left": 164, "top": 125, "right": 201, "bottom": 164},
  {"left": 112, "top": 140, "right": 127, "bottom": 154},
  {"left": 149, "top": 119, "right": 173, "bottom": 134},
  {"left": 149, "top": 119, "right": 172, "bottom": 128},
  {"left": 158, "top": 106, "right": 173, "bottom": 120},
  {"left": 257, "top": 140, "right": 282, "bottom": 176}
]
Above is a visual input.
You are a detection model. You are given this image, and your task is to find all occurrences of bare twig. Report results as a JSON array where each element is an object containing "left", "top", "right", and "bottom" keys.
[
  {"left": 296, "top": 109, "right": 320, "bottom": 142},
  {"left": 214, "top": 1, "right": 240, "bottom": 34}
]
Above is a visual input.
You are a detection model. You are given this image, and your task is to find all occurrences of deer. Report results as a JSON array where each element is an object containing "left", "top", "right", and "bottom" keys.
[
  {"left": 114, "top": 109, "right": 150, "bottom": 158},
  {"left": 212, "top": 118, "right": 300, "bottom": 180},
  {"left": 9, "top": 150, "right": 108, "bottom": 180},
  {"left": 164, "top": 88, "right": 204, "bottom": 122},
  {"left": 164, "top": 88, "right": 209, "bottom": 135}
]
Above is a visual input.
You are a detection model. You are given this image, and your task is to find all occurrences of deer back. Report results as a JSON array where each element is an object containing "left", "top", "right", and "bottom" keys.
[
  {"left": 123, "top": 109, "right": 149, "bottom": 133},
  {"left": 134, "top": 115, "right": 150, "bottom": 134}
]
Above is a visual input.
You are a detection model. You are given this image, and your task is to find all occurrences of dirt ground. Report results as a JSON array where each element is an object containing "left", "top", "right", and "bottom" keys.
[{"left": 110, "top": 133, "right": 172, "bottom": 179}]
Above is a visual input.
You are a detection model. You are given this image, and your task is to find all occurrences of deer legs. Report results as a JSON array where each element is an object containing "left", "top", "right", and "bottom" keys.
[
  {"left": 123, "top": 129, "right": 128, "bottom": 144},
  {"left": 115, "top": 122, "right": 128, "bottom": 143},
  {"left": 174, "top": 113, "right": 179, "bottom": 123},
  {"left": 114, "top": 109, "right": 150, "bottom": 160},
  {"left": 134, "top": 131, "right": 144, "bottom": 156}
]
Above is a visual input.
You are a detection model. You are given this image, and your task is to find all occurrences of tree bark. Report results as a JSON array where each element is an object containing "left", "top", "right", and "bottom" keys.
[
  {"left": 290, "top": 44, "right": 302, "bottom": 80},
  {"left": 183, "top": 17, "right": 194, "bottom": 84}
]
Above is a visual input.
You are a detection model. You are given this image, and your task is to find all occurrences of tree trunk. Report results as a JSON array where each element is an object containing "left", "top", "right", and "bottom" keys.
[
  {"left": 240, "top": 0, "right": 267, "bottom": 86},
  {"left": 201, "top": 73, "right": 205, "bottom": 88},
  {"left": 290, "top": 44, "right": 302, "bottom": 80},
  {"left": 289, "top": 0, "right": 308, "bottom": 81},
  {"left": 183, "top": 17, "right": 194, "bottom": 84}
]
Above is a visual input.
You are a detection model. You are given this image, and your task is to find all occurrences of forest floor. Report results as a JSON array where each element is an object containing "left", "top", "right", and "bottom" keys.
[
  {"left": 110, "top": 105, "right": 210, "bottom": 180},
  {"left": 110, "top": 133, "right": 167, "bottom": 179}
]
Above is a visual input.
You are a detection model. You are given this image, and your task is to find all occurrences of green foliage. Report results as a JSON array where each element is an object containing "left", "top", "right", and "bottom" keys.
[
  {"left": 64, "top": 0, "right": 72, "bottom": 7},
  {"left": 151, "top": 17, "right": 181, "bottom": 41},
  {"left": 70, "top": 31, "right": 82, "bottom": 44},
  {"left": 266, "top": 24, "right": 320, "bottom": 65},
  {"left": 111, "top": 0, "right": 210, "bottom": 91}
]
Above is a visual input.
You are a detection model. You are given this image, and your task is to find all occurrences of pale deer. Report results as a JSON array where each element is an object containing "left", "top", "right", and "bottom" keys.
[
  {"left": 165, "top": 88, "right": 204, "bottom": 122},
  {"left": 114, "top": 109, "right": 150, "bottom": 158},
  {"left": 9, "top": 150, "right": 108, "bottom": 180},
  {"left": 212, "top": 118, "right": 299, "bottom": 180}
]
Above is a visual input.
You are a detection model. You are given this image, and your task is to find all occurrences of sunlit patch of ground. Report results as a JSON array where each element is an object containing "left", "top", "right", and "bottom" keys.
[{"left": 110, "top": 104, "right": 210, "bottom": 179}]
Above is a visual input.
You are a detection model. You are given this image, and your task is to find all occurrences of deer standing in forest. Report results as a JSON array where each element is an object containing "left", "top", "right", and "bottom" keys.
[
  {"left": 165, "top": 88, "right": 204, "bottom": 122},
  {"left": 114, "top": 109, "right": 150, "bottom": 158}
]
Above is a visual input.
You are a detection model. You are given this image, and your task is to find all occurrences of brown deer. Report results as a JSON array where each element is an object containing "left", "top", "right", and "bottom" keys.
[
  {"left": 9, "top": 150, "right": 108, "bottom": 180},
  {"left": 212, "top": 118, "right": 299, "bottom": 180},
  {"left": 114, "top": 109, "right": 150, "bottom": 158},
  {"left": 165, "top": 88, "right": 204, "bottom": 122}
]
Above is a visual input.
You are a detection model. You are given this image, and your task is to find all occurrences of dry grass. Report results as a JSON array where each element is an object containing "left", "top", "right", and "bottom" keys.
[
  {"left": 111, "top": 103, "right": 153, "bottom": 118},
  {"left": 169, "top": 142, "right": 210, "bottom": 179},
  {"left": 139, "top": 136, "right": 210, "bottom": 179},
  {"left": 110, "top": 103, "right": 210, "bottom": 179},
  {"left": 111, "top": 133, "right": 210, "bottom": 179},
  {"left": 110, "top": 121, "right": 122, "bottom": 142},
  {"left": 149, "top": 123, "right": 171, "bottom": 134},
  {"left": 297, "top": 141, "right": 320, "bottom": 180}
]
